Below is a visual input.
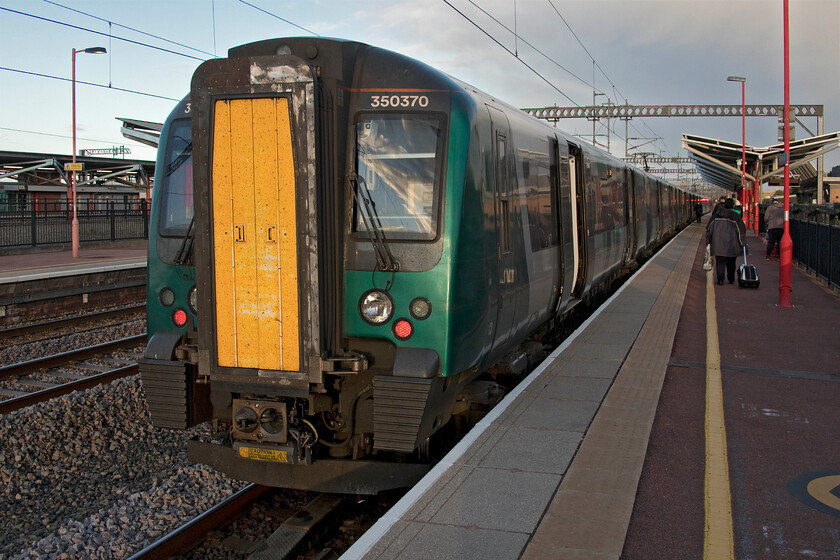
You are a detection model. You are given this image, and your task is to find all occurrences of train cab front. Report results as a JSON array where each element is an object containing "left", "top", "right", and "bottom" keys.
[
  {"left": 138, "top": 96, "right": 211, "bottom": 431},
  {"left": 184, "top": 39, "right": 463, "bottom": 494}
]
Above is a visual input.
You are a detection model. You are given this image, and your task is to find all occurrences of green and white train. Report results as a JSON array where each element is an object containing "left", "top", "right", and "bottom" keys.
[{"left": 139, "top": 38, "right": 699, "bottom": 494}]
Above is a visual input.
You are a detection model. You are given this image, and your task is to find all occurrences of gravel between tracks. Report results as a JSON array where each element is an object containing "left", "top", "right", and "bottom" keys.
[
  {"left": 0, "top": 375, "right": 246, "bottom": 559},
  {"left": 0, "top": 317, "right": 146, "bottom": 367}
]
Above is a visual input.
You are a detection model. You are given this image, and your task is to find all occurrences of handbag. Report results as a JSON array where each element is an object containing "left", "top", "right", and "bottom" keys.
[{"left": 703, "top": 244, "right": 712, "bottom": 271}]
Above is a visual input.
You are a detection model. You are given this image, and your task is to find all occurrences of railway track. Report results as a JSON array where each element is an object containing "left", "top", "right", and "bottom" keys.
[
  {"left": 128, "top": 484, "right": 273, "bottom": 560},
  {"left": 128, "top": 485, "right": 355, "bottom": 560},
  {"left": 0, "top": 334, "right": 145, "bottom": 414},
  {"left": 0, "top": 302, "right": 145, "bottom": 343}
]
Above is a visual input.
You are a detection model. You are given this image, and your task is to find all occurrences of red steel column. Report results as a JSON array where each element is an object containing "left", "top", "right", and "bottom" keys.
[
  {"left": 779, "top": 0, "right": 793, "bottom": 307},
  {"left": 753, "top": 162, "right": 760, "bottom": 234},
  {"left": 71, "top": 48, "right": 80, "bottom": 258}
]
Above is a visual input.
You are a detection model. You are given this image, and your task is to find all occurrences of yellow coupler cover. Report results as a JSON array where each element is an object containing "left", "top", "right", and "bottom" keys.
[{"left": 211, "top": 97, "right": 299, "bottom": 371}]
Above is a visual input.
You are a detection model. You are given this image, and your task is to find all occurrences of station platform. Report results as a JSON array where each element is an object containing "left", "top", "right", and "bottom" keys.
[
  {"left": 0, "top": 243, "right": 147, "bottom": 284},
  {"left": 0, "top": 243, "right": 147, "bottom": 325},
  {"left": 343, "top": 223, "right": 840, "bottom": 560}
]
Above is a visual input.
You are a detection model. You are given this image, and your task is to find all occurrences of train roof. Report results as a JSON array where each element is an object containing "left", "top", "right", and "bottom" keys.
[{"left": 221, "top": 37, "right": 684, "bottom": 193}]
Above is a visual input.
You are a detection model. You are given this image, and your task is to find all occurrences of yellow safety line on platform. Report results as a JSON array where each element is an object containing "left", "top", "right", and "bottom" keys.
[{"left": 704, "top": 269, "right": 735, "bottom": 560}]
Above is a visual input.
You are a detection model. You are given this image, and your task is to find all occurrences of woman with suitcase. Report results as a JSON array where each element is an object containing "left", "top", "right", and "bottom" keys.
[{"left": 705, "top": 198, "right": 746, "bottom": 285}]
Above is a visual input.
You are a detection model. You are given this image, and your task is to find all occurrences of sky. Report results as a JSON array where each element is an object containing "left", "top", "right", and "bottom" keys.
[{"left": 1, "top": 0, "right": 838, "bottom": 181}]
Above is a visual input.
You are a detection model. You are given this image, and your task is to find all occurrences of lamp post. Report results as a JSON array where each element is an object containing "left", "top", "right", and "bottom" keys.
[
  {"left": 70, "top": 46, "right": 107, "bottom": 258},
  {"left": 779, "top": 0, "right": 793, "bottom": 307},
  {"left": 727, "top": 76, "right": 748, "bottom": 227}
]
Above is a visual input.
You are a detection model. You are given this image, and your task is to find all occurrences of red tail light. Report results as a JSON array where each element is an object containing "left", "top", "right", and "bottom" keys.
[
  {"left": 393, "top": 318, "right": 413, "bottom": 340},
  {"left": 173, "top": 308, "right": 188, "bottom": 327}
]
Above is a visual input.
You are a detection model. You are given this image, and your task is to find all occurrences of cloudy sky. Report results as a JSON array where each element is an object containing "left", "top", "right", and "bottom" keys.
[{"left": 1, "top": 0, "right": 838, "bottom": 174}]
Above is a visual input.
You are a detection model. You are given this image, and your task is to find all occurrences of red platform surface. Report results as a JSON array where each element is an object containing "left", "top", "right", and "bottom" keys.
[
  {"left": 0, "top": 242, "right": 146, "bottom": 280},
  {"left": 623, "top": 233, "right": 840, "bottom": 559}
]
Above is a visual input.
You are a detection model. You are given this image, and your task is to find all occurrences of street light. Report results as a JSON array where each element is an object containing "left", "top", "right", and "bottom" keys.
[
  {"left": 70, "top": 46, "right": 106, "bottom": 258},
  {"left": 779, "top": 0, "right": 793, "bottom": 307},
  {"left": 727, "top": 76, "right": 748, "bottom": 228}
]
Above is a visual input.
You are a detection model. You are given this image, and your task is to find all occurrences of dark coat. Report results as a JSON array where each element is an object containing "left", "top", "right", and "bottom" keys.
[
  {"left": 705, "top": 209, "right": 745, "bottom": 258},
  {"left": 709, "top": 201, "right": 726, "bottom": 221}
]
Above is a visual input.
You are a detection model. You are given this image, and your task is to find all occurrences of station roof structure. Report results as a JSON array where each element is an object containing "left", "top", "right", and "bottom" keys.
[
  {"left": 681, "top": 131, "right": 840, "bottom": 193},
  {"left": 117, "top": 117, "right": 162, "bottom": 148},
  {"left": 0, "top": 150, "right": 155, "bottom": 193}
]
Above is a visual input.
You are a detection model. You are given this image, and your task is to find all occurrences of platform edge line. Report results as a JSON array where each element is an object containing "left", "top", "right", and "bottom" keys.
[{"left": 704, "top": 266, "right": 735, "bottom": 560}]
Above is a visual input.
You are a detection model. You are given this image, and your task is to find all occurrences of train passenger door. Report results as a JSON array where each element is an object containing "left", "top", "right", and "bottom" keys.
[
  {"left": 487, "top": 105, "right": 515, "bottom": 352},
  {"left": 624, "top": 168, "right": 636, "bottom": 263},
  {"left": 550, "top": 138, "right": 565, "bottom": 311},
  {"left": 568, "top": 143, "right": 587, "bottom": 299}
]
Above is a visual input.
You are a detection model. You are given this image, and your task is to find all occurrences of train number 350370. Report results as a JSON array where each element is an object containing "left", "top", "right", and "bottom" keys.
[{"left": 370, "top": 95, "right": 429, "bottom": 108}]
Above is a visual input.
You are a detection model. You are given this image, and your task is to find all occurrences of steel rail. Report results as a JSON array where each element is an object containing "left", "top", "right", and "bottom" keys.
[
  {"left": 0, "top": 363, "right": 138, "bottom": 414},
  {"left": 0, "top": 303, "right": 145, "bottom": 340},
  {"left": 0, "top": 334, "right": 146, "bottom": 381},
  {"left": 126, "top": 484, "right": 271, "bottom": 560}
]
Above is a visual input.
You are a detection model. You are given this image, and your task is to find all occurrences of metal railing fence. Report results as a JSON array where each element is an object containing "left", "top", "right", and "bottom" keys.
[
  {"left": 789, "top": 207, "right": 840, "bottom": 291},
  {"left": 0, "top": 199, "right": 149, "bottom": 248}
]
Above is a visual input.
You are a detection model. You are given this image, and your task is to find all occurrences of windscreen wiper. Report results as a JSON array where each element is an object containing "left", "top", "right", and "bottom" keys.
[
  {"left": 348, "top": 172, "right": 399, "bottom": 272},
  {"left": 166, "top": 140, "right": 192, "bottom": 177},
  {"left": 174, "top": 215, "right": 195, "bottom": 265}
]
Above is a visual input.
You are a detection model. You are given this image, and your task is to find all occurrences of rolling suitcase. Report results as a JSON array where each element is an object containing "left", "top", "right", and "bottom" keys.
[{"left": 738, "top": 246, "right": 760, "bottom": 288}]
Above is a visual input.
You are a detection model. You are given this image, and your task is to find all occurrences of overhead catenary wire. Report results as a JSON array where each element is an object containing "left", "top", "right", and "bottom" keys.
[
  {"left": 42, "top": 0, "right": 216, "bottom": 58},
  {"left": 441, "top": 0, "right": 579, "bottom": 107},
  {"left": 0, "top": 6, "right": 206, "bottom": 61},
  {"left": 447, "top": 0, "right": 674, "bottom": 159},
  {"left": 443, "top": 1, "right": 643, "bottom": 146},
  {"left": 545, "top": 0, "right": 674, "bottom": 158},
  {"left": 236, "top": 0, "right": 320, "bottom": 36},
  {"left": 0, "top": 126, "right": 134, "bottom": 147},
  {"left": 545, "top": 0, "right": 618, "bottom": 98},
  {"left": 464, "top": 0, "right": 599, "bottom": 94},
  {"left": 0, "top": 66, "right": 180, "bottom": 101},
  {"left": 1, "top": 1, "right": 320, "bottom": 152}
]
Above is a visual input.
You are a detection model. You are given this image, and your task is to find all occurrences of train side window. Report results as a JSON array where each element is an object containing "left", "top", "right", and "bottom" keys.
[
  {"left": 496, "top": 133, "right": 510, "bottom": 253},
  {"left": 497, "top": 134, "right": 508, "bottom": 197},
  {"left": 523, "top": 137, "right": 558, "bottom": 251},
  {"left": 501, "top": 199, "right": 511, "bottom": 252}
]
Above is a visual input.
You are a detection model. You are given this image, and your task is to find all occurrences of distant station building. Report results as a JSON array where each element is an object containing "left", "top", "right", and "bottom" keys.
[
  {"left": 806, "top": 165, "right": 840, "bottom": 204},
  {"left": 0, "top": 149, "right": 155, "bottom": 211}
]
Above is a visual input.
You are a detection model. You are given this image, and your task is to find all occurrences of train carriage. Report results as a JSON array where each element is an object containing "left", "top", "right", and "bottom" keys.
[{"left": 139, "top": 37, "right": 696, "bottom": 493}]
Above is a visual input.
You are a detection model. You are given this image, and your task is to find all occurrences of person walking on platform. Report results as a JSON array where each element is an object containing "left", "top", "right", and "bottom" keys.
[
  {"left": 733, "top": 198, "right": 744, "bottom": 219},
  {"left": 764, "top": 197, "right": 784, "bottom": 259},
  {"left": 705, "top": 198, "right": 746, "bottom": 285},
  {"left": 709, "top": 195, "right": 727, "bottom": 221},
  {"left": 694, "top": 202, "right": 703, "bottom": 223}
]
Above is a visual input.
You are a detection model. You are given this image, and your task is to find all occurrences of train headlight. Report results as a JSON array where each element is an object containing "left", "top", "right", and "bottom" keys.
[
  {"left": 188, "top": 285, "right": 197, "bottom": 314},
  {"left": 409, "top": 297, "right": 432, "bottom": 320},
  {"left": 359, "top": 290, "right": 393, "bottom": 325}
]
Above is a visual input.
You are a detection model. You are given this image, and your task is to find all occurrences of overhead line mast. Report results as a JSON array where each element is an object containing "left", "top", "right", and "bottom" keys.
[{"left": 523, "top": 103, "right": 826, "bottom": 200}]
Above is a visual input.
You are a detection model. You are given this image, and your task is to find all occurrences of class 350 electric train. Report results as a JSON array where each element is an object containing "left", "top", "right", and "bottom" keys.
[{"left": 139, "top": 38, "right": 701, "bottom": 494}]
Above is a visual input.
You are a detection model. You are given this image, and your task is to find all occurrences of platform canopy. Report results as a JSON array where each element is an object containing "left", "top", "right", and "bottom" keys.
[
  {"left": 682, "top": 131, "right": 840, "bottom": 193},
  {"left": 117, "top": 117, "right": 163, "bottom": 148},
  {"left": 0, "top": 150, "right": 154, "bottom": 191}
]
